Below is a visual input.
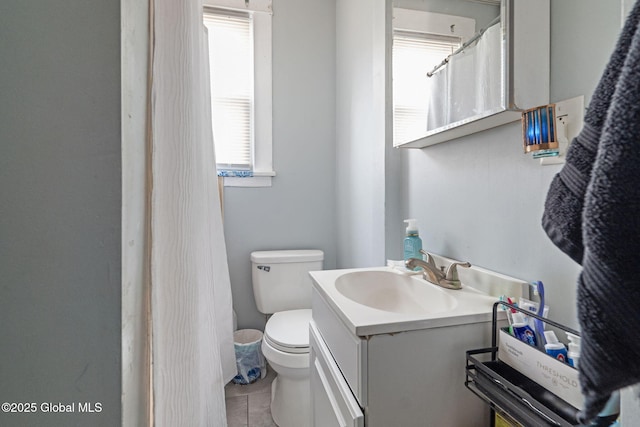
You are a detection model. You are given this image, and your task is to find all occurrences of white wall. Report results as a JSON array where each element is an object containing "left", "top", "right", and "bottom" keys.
[
  {"left": 622, "top": 384, "right": 640, "bottom": 425},
  {"left": 335, "top": 0, "right": 389, "bottom": 270},
  {"left": 226, "top": 0, "right": 624, "bottom": 332},
  {"left": 395, "top": 0, "right": 499, "bottom": 30},
  {"left": 0, "top": 1, "right": 122, "bottom": 425},
  {"left": 223, "top": 0, "right": 337, "bottom": 330},
  {"left": 620, "top": 2, "right": 639, "bottom": 425},
  {"left": 121, "top": 0, "right": 150, "bottom": 424},
  {"left": 394, "top": 0, "right": 622, "bottom": 330}
]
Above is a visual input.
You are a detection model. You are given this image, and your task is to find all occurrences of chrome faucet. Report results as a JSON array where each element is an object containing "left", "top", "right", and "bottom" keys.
[{"left": 405, "top": 251, "right": 471, "bottom": 290}]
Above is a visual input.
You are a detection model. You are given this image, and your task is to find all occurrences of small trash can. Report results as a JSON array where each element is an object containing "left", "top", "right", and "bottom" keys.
[{"left": 232, "top": 329, "right": 267, "bottom": 385}]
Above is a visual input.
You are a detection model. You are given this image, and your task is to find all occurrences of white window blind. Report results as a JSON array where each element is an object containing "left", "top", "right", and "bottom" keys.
[
  {"left": 204, "top": 9, "right": 254, "bottom": 170},
  {"left": 393, "top": 31, "right": 460, "bottom": 144}
]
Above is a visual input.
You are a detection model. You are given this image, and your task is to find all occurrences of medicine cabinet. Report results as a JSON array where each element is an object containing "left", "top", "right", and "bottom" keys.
[{"left": 392, "top": 0, "right": 550, "bottom": 148}]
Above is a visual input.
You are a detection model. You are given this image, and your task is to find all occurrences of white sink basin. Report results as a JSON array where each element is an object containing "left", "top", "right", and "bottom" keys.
[
  {"left": 334, "top": 270, "right": 457, "bottom": 314},
  {"left": 311, "top": 263, "right": 529, "bottom": 336}
]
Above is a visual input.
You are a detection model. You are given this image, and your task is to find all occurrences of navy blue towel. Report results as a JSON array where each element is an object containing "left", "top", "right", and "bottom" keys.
[{"left": 542, "top": 1, "right": 640, "bottom": 423}]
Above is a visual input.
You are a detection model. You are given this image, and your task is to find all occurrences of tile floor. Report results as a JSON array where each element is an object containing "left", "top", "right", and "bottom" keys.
[{"left": 225, "top": 367, "right": 277, "bottom": 427}]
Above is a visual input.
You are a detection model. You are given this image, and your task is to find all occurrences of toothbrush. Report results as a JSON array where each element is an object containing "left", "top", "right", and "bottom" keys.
[
  {"left": 534, "top": 281, "right": 546, "bottom": 349},
  {"left": 506, "top": 297, "right": 517, "bottom": 335}
]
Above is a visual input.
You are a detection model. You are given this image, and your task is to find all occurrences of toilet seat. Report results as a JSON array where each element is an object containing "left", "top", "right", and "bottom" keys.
[{"left": 264, "top": 309, "right": 311, "bottom": 354}]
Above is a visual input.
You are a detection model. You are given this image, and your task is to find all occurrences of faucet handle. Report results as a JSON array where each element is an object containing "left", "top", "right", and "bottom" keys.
[
  {"left": 445, "top": 261, "right": 471, "bottom": 282},
  {"left": 419, "top": 249, "right": 437, "bottom": 269}
]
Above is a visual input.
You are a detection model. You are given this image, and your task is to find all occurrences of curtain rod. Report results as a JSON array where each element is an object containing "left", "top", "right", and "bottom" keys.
[{"left": 426, "top": 15, "right": 501, "bottom": 78}]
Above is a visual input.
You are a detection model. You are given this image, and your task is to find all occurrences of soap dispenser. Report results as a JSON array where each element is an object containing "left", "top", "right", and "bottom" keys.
[{"left": 403, "top": 219, "right": 423, "bottom": 267}]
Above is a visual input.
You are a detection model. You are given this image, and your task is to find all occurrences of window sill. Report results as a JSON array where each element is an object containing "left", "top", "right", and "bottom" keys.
[{"left": 221, "top": 171, "right": 275, "bottom": 187}]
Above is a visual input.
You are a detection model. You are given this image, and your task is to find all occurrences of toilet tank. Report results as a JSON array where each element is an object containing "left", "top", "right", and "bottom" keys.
[{"left": 251, "top": 249, "right": 324, "bottom": 314}]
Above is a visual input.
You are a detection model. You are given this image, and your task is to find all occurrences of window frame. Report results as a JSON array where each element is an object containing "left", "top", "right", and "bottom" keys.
[{"left": 204, "top": 0, "right": 274, "bottom": 187}]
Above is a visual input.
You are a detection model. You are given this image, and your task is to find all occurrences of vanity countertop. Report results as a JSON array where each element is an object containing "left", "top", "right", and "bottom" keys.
[{"left": 310, "top": 262, "right": 528, "bottom": 337}]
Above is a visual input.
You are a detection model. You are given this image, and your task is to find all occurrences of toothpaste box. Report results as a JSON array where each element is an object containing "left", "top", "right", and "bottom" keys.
[{"left": 498, "top": 327, "right": 583, "bottom": 409}]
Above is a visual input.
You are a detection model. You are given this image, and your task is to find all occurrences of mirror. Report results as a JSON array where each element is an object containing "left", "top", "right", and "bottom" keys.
[{"left": 392, "top": 0, "right": 550, "bottom": 148}]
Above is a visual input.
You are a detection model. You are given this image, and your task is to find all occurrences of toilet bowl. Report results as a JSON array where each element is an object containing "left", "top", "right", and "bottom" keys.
[
  {"left": 250, "top": 249, "right": 324, "bottom": 427},
  {"left": 262, "top": 309, "right": 312, "bottom": 427}
]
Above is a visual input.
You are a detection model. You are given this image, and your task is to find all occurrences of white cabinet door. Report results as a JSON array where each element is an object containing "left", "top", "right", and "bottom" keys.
[
  {"left": 311, "top": 289, "right": 367, "bottom": 406},
  {"left": 310, "top": 322, "right": 364, "bottom": 427}
]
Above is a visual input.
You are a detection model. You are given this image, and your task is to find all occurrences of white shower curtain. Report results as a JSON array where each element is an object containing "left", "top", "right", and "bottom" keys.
[
  {"left": 426, "top": 21, "right": 502, "bottom": 132},
  {"left": 448, "top": 44, "right": 477, "bottom": 124},
  {"left": 474, "top": 22, "right": 502, "bottom": 115},
  {"left": 149, "top": 0, "right": 236, "bottom": 425},
  {"left": 426, "top": 65, "right": 449, "bottom": 130}
]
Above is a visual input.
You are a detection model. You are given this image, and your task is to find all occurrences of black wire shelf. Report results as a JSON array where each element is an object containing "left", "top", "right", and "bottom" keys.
[{"left": 465, "top": 301, "right": 582, "bottom": 427}]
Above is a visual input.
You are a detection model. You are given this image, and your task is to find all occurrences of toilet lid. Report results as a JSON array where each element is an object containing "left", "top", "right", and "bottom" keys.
[{"left": 264, "top": 309, "right": 311, "bottom": 354}]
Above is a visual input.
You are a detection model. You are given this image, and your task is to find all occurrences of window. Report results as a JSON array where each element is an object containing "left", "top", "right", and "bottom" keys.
[
  {"left": 204, "top": 10, "right": 253, "bottom": 170},
  {"left": 393, "top": 32, "right": 461, "bottom": 144},
  {"left": 203, "top": 0, "right": 273, "bottom": 187},
  {"left": 392, "top": 8, "right": 474, "bottom": 145}
]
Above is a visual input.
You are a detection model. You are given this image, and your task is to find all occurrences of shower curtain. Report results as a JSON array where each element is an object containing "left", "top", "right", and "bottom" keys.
[
  {"left": 426, "top": 21, "right": 502, "bottom": 131},
  {"left": 149, "top": 0, "right": 236, "bottom": 425}
]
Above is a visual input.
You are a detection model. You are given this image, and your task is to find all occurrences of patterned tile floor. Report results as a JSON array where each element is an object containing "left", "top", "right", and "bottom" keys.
[{"left": 225, "top": 367, "right": 277, "bottom": 427}]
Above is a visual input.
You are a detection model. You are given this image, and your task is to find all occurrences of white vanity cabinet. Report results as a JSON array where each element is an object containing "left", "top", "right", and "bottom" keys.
[
  {"left": 310, "top": 287, "right": 495, "bottom": 427},
  {"left": 310, "top": 322, "right": 364, "bottom": 427}
]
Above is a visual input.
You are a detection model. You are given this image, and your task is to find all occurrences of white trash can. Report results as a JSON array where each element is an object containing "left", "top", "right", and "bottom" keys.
[{"left": 232, "top": 329, "right": 267, "bottom": 385}]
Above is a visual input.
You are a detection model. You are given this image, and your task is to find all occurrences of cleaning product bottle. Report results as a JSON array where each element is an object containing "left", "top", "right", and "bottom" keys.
[
  {"left": 544, "top": 330, "right": 568, "bottom": 363},
  {"left": 403, "top": 219, "right": 423, "bottom": 269},
  {"left": 566, "top": 332, "right": 581, "bottom": 368},
  {"left": 511, "top": 312, "right": 537, "bottom": 347}
]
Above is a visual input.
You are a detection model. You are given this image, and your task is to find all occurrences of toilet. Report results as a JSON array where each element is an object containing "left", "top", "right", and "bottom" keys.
[{"left": 251, "top": 249, "right": 324, "bottom": 427}]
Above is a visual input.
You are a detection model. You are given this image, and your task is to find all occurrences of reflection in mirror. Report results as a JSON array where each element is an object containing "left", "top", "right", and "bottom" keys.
[
  {"left": 392, "top": 0, "right": 550, "bottom": 148},
  {"left": 392, "top": 9, "right": 474, "bottom": 144},
  {"left": 426, "top": 16, "right": 502, "bottom": 131},
  {"left": 392, "top": 0, "right": 503, "bottom": 146}
]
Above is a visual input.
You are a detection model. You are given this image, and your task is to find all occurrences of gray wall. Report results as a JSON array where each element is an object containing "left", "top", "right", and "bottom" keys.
[
  {"left": 0, "top": 0, "right": 122, "bottom": 425},
  {"left": 224, "top": 0, "right": 337, "bottom": 330},
  {"left": 395, "top": 0, "right": 622, "bottom": 330}
]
